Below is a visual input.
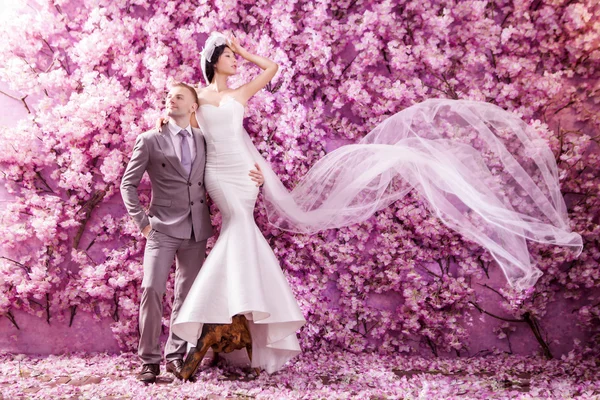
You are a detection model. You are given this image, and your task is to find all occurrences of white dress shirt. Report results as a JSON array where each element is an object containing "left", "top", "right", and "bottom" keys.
[{"left": 167, "top": 120, "right": 196, "bottom": 163}]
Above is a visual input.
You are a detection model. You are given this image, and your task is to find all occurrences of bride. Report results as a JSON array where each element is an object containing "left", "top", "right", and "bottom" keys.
[
  {"left": 171, "top": 33, "right": 306, "bottom": 375},
  {"left": 172, "top": 32, "right": 583, "bottom": 375}
]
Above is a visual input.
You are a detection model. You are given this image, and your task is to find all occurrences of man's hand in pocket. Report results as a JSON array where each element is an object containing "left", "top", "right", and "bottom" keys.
[{"left": 142, "top": 225, "right": 152, "bottom": 238}]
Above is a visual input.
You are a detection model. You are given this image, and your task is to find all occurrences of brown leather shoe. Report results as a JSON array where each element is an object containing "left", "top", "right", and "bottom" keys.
[
  {"left": 167, "top": 359, "right": 196, "bottom": 382},
  {"left": 137, "top": 363, "right": 159, "bottom": 383}
]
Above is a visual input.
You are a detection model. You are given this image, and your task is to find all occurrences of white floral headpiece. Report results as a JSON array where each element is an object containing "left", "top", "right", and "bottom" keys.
[{"left": 200, "top": 32, "right": 230, "bottom": 84}]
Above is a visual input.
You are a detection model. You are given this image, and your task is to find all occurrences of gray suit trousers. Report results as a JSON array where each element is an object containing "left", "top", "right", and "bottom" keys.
[{"left": 138, "top": 229, "right": 206, "bottom": 364}]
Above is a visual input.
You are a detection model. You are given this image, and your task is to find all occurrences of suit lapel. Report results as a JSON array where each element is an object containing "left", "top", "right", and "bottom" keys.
[
  {"left": 190, "top": 127, "right": 206, "bottom": 178},
  {"left": 155, "top": 124, "right": 189, "bottom": 179}
]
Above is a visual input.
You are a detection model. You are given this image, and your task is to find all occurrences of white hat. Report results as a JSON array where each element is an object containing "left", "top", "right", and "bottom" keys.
[{"left": 200, "top": 32, "right": 230, "bottom": 84}]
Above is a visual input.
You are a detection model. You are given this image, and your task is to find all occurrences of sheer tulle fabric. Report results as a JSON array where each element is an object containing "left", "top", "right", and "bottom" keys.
[{"left": 243, "top": 99, "right": 583, "bottom": 290}]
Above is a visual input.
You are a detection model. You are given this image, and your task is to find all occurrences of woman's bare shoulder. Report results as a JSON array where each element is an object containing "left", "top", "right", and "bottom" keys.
[{"left": 195, "top": 86, "right": 213, "bottom": 104}]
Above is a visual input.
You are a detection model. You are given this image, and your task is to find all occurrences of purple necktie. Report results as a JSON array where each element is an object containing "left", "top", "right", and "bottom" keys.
[{"left": 178, "top": 130, "right": 192, "bottom": 176}]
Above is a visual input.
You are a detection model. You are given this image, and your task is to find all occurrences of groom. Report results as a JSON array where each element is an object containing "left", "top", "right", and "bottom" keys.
[{"left": 120, "top": 82, "right": 263, "bottom": 383}]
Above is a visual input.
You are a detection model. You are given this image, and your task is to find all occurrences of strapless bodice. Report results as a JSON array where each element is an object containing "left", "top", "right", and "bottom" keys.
[
  {"left": 195, "top": 97, "right": 246, "bottom": 146},
  {"left": 195, "top": 97, "right": 253, "bottom": 170}
]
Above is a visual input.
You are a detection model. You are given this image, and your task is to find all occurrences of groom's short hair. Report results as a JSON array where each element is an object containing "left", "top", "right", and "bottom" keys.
[{"left": 171, "top": 82, "right": 199, "bottom": 106}]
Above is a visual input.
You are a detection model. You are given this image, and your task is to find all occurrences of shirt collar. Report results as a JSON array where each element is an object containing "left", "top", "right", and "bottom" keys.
[{"left": 167, "top": 120, "right": 192, "bottom": 137}]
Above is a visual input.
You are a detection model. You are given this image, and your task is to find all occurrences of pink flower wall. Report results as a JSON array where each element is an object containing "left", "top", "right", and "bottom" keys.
[{"left": 0, "top": 0, "right": 598, "bottom": 360}]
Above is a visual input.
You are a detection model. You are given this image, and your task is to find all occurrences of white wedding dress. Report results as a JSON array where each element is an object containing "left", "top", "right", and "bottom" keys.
[
  {"left": 172, "top": 97, "right": 306, "bottom": 374},
  {"left": 172, "top": 97, "right": 583, "bottom": 373}
]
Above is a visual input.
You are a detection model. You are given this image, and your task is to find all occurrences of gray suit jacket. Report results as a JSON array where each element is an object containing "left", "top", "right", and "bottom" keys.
[{"left": 120, "top": 124, "right": 213, "bottom": 242}]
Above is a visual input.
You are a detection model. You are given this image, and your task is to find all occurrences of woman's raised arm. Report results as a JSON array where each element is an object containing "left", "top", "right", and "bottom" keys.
[{"left": 229, "top": 35, "right": 278, "bottom": 104}]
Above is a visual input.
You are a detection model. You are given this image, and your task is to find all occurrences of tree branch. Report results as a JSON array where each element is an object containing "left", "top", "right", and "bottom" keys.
[
  {"left": 471, "top": 302, "right": 554, "bottom": 358},
  {"left": 69, "top": 305, "right": 77, "bottom": 327},
  {"left": 0, "top": 256, "right": 31, "bottom": 274},
  {"left": 478, "top": 283, "right": 510, "bottom": 302},
  {"left": 0, "top": 90, "right": 31, "bottom": 114},
  {"left": 477, "top": 257, "right": 490, "bottom": 279},
  {"left": 341, "top": 54, "right": 358, "bottom": 77},
  {"left": 35, "top": 171, "right": 55, "bottom": 193},
  {"left": 523, "top": 312, "right": 553, "bottom": 359},
  {"left": 425, "top": 336, "right": 438, "bottom": 357},
  {"left": 73, "top": 188, "right": 109, "bottom": 248},
  {"left": 113, "top": 292, "right": 120, "bottom": 322},
  {"left": 469, "top": 301, "right": 523, "bottom": 323},
  {"left": 45, "top": 293, "right": 51, "bottom": 325},
  {"left": 5, "top": 310, "right": 19, "bottom": 329}
]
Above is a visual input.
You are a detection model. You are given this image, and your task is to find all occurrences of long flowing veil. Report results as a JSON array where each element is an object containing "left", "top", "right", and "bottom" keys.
[{"left": 242, "top": 99, "right": 583, "bottom": 290}]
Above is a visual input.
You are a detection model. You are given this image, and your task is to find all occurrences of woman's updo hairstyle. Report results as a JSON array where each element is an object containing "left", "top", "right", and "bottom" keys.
[{"left": 204, "top": 45, "right": 229, "bottom": 84}]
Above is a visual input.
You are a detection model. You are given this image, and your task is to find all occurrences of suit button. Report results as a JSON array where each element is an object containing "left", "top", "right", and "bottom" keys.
[
  {"left": 198, "top": 182, "right": 202, "bottom": 186},
  {"left": 162, "top": 163, "right": 166, "bottom": 167},
  {"left": 190, "top": 202, "right": 194, "bottom": 206},
  {"left": 200, "top": 200, "right": 204, "bottom": 203},
  {"left": 188, "top": 182, "right": 192, "bottom": 186}
]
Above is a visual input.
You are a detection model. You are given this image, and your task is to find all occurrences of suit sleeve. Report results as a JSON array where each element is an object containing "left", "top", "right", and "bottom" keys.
[{"left": 120, "top": 134, "right": 150, "bottom": 231}]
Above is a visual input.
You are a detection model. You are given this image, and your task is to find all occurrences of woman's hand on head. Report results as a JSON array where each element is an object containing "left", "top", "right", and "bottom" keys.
[{"left": 228, "top": 34, "right": 245, "bottom": 55}]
